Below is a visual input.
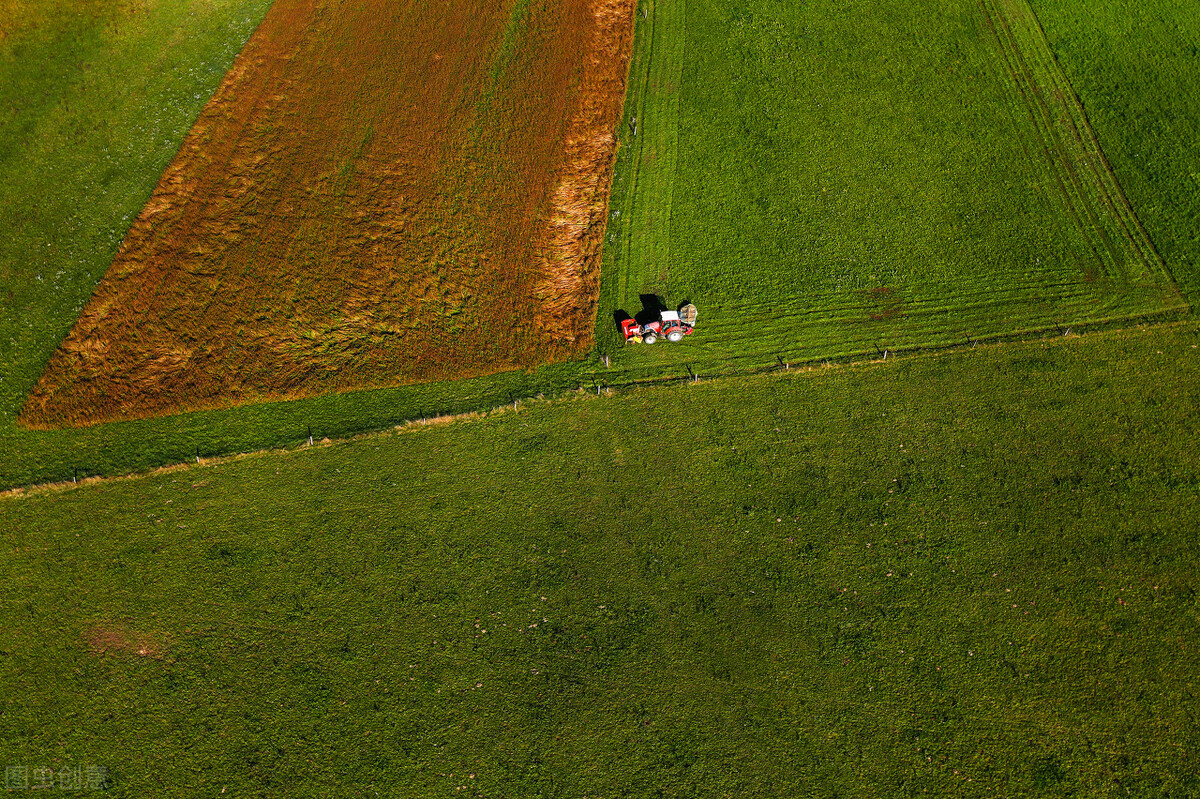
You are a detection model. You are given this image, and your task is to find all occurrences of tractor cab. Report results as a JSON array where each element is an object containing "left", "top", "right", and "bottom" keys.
[{"left": 620, "top": 303, "right": 697, "bottom": 344}]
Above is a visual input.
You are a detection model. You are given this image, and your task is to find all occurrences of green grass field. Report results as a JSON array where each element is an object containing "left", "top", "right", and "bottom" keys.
[
  {"left": 3, "top": 320, "right": 1199, "bottom": 796},
  {"left": 596, "top": 0, "right": 1188, "bottom": 377},
  {"left": 4, "top": 0, "right": 1200, "bottom": 793}
]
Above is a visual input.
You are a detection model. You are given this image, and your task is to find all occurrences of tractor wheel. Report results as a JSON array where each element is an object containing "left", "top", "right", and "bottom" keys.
[
  {"left": 666, "top": 330, "right": 684, "bottom": 343},
  {"left": 642, "top": 332, "right": 658, "bottom": 344}
]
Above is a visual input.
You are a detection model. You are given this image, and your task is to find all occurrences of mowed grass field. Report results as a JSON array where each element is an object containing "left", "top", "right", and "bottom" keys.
[
  {"left": 3, "top": 321, "right": 1199, "bottom": 796},
  {"left": 597, "top": 0, "right": 1188, "bottom": 378},
  {"left": 21, "top": 0, "right": 633, "bottom": 428}
]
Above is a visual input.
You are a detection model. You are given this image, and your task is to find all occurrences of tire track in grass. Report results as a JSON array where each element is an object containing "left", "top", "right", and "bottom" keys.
[
  {"left": 620, "top": 286, "right": 1101, "bottom": 379},
  {"left": 1029, "top": 14, "right": 1175, "bottom": 288},
  {"left": 980, "top": 0, "right": 1175, "bottom": 289},
  {"left": 603, "top": 260, "right": 1186, "bottom": 383}
]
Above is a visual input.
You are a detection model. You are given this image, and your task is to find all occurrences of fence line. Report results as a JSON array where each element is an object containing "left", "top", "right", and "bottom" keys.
[{"left": 3, "top": 307, "right": 1192, "bottom": 498}]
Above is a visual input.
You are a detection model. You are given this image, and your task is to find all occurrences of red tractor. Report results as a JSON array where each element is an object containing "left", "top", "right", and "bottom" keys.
[{"left": 620, "top": 303, "right": 697, "bottom": 344}]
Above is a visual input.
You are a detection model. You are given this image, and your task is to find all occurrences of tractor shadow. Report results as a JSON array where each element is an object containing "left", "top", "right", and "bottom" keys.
[
  {"left": 635, "top": 294, "right": 667, "bottom": 325},
  {"left": 614, "top": 295, "right": 695, "bottom": 335},
  {"left": 614, "top": 294, "right": 693, "bottom": 325}
]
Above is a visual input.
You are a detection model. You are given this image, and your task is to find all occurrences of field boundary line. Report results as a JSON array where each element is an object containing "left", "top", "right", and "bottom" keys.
[{"left": 5, "top": 315, "right": 1196, "bottom": 501}]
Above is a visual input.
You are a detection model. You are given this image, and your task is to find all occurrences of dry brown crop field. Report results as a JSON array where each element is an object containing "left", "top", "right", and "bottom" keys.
[{"left": 21, "top": 0, "right": 633, "bottom": 428}]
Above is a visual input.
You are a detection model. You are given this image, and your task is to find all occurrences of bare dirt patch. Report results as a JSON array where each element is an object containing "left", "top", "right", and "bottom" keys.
[
  {"left": 22, "top": 0, "right": 634, "bottom": 428},
  {"left": 83, "top": 622, "right": 166, "bottom": 659}
]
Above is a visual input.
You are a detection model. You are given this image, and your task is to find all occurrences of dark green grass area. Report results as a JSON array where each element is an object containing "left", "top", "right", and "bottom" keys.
[
  {"left": 597, "top": 0, "right": 1186, "bottom": 376},
  {"left": 1028, "top": 0, "right": 1200, "bottom": 301},
  {"left": 3, "top": 321, "right": 1200, "bottom": 796}
]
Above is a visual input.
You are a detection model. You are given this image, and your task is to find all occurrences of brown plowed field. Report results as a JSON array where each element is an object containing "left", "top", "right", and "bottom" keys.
[{"left": 22, "top": 0, "right": 634, "bottom": 428}]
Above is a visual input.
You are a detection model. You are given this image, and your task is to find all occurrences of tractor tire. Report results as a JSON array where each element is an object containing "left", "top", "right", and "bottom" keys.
[
  {"left": 642, "top": 332, "right": 658, "bottom": 344},
  {"left": 666, "top": 330, "right": 684, "bottom": 343}
]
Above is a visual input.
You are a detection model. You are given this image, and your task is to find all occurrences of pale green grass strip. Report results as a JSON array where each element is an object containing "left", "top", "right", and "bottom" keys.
[{"left": 614, "top": 0, "right": 682, "bottom": 309}]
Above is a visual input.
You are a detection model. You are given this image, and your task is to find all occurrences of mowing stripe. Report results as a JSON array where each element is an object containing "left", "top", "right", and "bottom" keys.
[{"left": 613, "top": 0, "right": 683, "bottom": 310}]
